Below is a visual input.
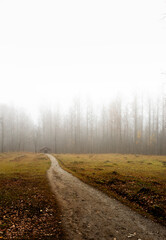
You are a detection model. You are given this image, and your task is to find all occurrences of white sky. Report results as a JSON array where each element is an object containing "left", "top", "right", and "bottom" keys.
[{"left": 0, "top": 0, "right": 166, "bottom": 117}]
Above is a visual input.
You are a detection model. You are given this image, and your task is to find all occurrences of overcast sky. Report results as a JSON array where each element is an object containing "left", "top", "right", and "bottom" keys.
[{"left": 0, "top": 0, "right": 166, "bottom": 116}]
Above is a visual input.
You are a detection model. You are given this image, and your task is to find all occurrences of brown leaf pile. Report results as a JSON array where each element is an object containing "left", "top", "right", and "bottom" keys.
[{"left": 0, "top": 179, "right": 65, "bottom": 240}]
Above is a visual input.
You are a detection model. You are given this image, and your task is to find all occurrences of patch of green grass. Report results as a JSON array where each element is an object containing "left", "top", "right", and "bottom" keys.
[
  {"left": 55, "top": 153, "right": 166, "bottom": 226},
  {"left": 0, "top": 153, "right": 65, "bottom": 239}
]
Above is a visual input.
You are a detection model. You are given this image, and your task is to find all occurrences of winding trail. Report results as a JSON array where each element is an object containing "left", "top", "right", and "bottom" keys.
[{"left": 47, "top": 154, "right": 166, "bottom": 240}]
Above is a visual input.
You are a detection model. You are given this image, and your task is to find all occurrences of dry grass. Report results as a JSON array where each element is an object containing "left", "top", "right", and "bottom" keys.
[
  {"left": 0, "top": 152, "right": 65, "bottom": 239},
  {"left": 55, "top": 153, "right": 166, "bottom": 225}
]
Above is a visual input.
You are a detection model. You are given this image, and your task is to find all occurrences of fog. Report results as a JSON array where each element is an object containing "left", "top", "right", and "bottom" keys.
[{"left": 0, "top": 1, "right": 166, "bottom": 154}]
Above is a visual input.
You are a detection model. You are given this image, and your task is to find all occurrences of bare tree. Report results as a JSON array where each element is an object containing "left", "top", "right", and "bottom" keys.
[{"left": 0, "top": 117, "right": 4, "bottom": 152}]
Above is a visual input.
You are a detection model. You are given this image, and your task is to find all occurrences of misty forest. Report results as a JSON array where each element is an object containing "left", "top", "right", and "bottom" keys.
[
  {"left": 1, "top": 1, "right": 166, "bottom": 239},
  {"left": 0, "top": 93, "right": 166, "bottom": 155}
]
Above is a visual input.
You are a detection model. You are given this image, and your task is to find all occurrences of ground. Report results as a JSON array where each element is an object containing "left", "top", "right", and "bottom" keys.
[
  {"left": 1, "top": 152, "right": 166, "bottom": 240},
  {"left": 48, "top": 154, "right": 166, "bottom": 240},
  {"left": 0, "top": 153, "right": 65, "bottom": 239},
  {"left": 55, "top": 153, "right": 166, "bottom": 226}
]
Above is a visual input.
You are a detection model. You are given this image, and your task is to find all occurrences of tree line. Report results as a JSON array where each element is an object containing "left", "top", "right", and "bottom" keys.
[{"left": 0, "top": 94, "right": 166, "bottom": 155}]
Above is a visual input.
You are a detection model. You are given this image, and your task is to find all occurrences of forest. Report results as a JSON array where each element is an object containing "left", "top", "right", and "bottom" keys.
[{"left": 0, "top": 93, "right": 166, "bottom": 155}]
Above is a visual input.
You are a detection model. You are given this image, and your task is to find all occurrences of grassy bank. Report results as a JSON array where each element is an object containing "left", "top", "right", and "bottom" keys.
[
  {"left": 56, "top": 153, "right": 166, "bottom": 226},
  {"left": 0, "top": 153, "right": 65, "bottom": 239}
]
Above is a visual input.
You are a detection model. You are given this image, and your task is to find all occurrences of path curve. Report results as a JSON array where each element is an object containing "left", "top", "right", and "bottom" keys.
[{"left": 47, "top": 154, "right": 166, "bottom": 240}]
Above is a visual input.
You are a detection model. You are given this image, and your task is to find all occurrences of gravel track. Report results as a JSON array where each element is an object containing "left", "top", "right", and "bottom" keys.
[{"left": 47, "top": 154, "right": 166, "bottom": 240}]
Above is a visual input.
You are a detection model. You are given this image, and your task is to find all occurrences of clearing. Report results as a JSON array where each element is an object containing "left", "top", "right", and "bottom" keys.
[
  {"left": 48, "top": 154, "right": 166, "bottom": 240},
  {"left": 55, "top": 153, "right": 166, "bottom": 225},
  {"left": 0, "top": 152, "right": 65, "bottom": 239}
]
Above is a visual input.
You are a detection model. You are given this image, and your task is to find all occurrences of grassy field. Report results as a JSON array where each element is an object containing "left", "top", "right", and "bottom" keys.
[
  {"left": 56, "top": 153, "right": 166, "bottom": 225},
  {"left": 0, "top": 153, "right": 65, "bottom": 240}
]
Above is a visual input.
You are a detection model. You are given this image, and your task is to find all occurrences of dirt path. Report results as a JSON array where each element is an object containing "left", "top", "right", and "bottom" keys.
[{"left": 47, "top": 154, "right": 166, "bottom": 240}]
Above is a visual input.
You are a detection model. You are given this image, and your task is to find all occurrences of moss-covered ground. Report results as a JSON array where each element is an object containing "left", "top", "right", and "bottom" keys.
[
  {"left": 56, "top": 153, "right": 166, "bottom": 226},
  {"left": 0, "top": 153, "right": 65, "bottom": 239}
]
